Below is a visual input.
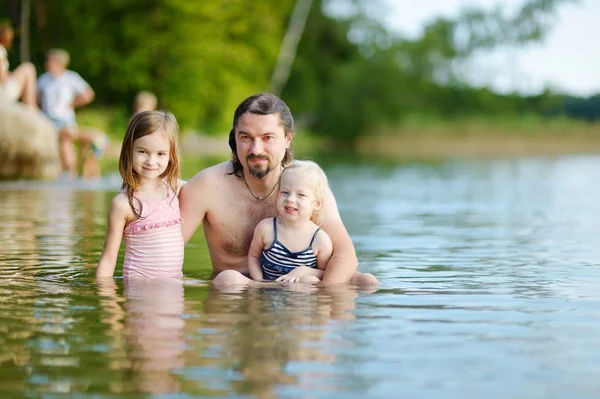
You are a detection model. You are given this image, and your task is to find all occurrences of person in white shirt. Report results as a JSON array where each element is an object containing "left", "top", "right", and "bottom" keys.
[
  {"left": 0, "top": 23, "right": 37, "bottom": 108},
  {"left": 37, "top": 48, "right": 97, "bottom": 178}
]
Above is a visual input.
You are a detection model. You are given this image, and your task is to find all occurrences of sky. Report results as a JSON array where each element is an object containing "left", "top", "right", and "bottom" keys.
[{"left": 380, "top": 0, "right": 599, "bottom": 97}]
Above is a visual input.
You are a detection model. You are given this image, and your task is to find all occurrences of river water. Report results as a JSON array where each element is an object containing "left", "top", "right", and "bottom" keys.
[{"left": 1, "top": 155, "right": 599, "bottom": 398}]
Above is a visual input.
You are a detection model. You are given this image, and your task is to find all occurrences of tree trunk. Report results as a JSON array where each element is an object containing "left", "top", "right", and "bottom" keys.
[
  {"left": 269, "top": 0, "right": 313, "bottom": 96},
  {"left": 20, "top": 0, "right": 31, "bottom": 62}
]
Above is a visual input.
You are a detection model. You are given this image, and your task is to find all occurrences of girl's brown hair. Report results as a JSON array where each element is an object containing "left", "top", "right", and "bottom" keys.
[{"left": 119, "top": 110, "right": 180, "bottom": 218}]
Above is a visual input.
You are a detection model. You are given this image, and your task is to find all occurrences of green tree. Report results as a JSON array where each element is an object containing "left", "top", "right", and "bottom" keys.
[
  {"left": 284, "top": 0, "right": 579, "bottom": 141},
  {"left": 27, "top": 0, "right": 295, "bottom": 131}
]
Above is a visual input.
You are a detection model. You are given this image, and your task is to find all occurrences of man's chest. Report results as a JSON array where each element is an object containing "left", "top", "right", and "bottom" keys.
[
  {"left": 207, "top": 199, "right": 276, "bottom": 257},
  {"left": 44, "top": 82, "right": 75, "bottom": 100}
]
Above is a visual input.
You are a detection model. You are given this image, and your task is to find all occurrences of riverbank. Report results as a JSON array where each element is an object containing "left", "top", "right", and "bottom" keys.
[
  {"left": 80, "top": 107, "right": 600, "bottom": 162},
  {"left": 356, "top": 115, "right": 600, "bottom": 160}
]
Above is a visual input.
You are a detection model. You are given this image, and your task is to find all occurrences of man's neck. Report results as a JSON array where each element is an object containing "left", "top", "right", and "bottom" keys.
[
  {"left": 243, "top": 168, "right": 282, "bottom": 198},
  {"left": 50, "top": 69, "right": 66, "bottom": 78}
]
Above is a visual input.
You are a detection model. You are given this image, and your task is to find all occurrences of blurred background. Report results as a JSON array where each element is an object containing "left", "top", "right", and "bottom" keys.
[{"left": 2, "top": 0, "right": 598, "bottom": 165}]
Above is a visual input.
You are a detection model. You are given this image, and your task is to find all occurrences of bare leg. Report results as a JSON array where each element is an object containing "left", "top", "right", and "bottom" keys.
[
  {"left": 82, "top": 156, "right": 100, "bottom": 179},
  {"left": 10, "top": 62, "right": 37, "bottom": 109},
  {"left": 77, "top": 129, "right": 100, "bottom": 146},
  {"left": 80, "top": 143, "right": 101, "bottom": 179},
  {"left": 59, "top": 127, "right": 78, "bottom": 178},
  {"left": 78, "top": 128, "right": 108, "bottom": 179}
]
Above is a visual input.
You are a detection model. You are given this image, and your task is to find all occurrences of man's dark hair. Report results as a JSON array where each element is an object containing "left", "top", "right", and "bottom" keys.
[{"left": 228, "top": 92, "right": 294, "bottom": 177}]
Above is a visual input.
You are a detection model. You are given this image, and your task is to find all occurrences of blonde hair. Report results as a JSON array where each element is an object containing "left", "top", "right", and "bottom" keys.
[
  {"left": 134, "top": 91, "right": 157, "bottom": 114},
  {"left": 119, "top": 110, "right": 180, "bottom": 218},
  {"left": 281, "top": 160, "right": 329, "bottom": 225},
  {"left": 47, "top": 48, "right": 70, "bottom": 68}
]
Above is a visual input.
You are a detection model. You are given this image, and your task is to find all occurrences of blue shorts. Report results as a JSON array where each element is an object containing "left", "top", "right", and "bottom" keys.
[{"left": 49, "top": 117, "right": 76, "bottom": 131}]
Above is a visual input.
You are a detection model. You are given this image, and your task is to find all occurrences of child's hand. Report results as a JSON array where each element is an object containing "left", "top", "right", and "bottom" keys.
[{"left": 276, "top": 266, "right": 313, "bottom": 283}]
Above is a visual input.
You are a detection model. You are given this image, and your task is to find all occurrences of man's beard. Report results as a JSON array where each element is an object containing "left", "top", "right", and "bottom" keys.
[{"left": 247, "top": 154, "right": 272, "bottom": 179}]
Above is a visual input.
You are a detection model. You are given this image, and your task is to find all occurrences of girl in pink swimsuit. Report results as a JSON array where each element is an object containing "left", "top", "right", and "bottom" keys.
[{"left": 96, "top": 110, "right": 185, "bottom": 279}]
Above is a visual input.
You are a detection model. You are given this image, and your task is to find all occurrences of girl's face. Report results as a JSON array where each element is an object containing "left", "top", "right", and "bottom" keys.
[
  {"left": 132, "top": 131, "right": 171, "bottom": 182},
  {"left": 277, "top": 170, "right": 320, "bottom": 223}
]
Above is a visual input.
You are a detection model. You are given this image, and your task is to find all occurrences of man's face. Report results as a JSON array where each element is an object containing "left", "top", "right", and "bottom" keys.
[
  {"left": 235, "top": 113, "right": 291, "bottom": 179},
  {"left": 45, "top": 57, "right": 64, "bottom": 74}
]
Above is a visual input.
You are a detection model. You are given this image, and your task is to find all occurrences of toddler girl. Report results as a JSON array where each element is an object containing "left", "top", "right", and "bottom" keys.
[{"left": 248, "top": 160, "right": 333, "bottom": 284}]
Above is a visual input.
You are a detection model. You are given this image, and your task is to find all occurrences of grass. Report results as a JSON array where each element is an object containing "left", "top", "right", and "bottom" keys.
[
  {"left": 76, "top": 106, "right": 130, "bottom": 141},
  {"left": 357, "top": 113, "right": 600, "bottom": 160},
  {"left": 79, "top": 106, "right": 600, "bottom": 167}
]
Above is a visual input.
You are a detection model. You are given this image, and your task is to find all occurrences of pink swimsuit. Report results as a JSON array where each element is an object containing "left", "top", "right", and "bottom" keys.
[{"left": 123, "top": 189, "right": 184, "bottom": 279}]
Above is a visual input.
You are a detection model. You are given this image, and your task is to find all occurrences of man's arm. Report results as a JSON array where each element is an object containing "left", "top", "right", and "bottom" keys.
[
  {"left": 179, "top": 170, "right": 210, "bottom": 244},
  {"left": 71, "top": 72, "right": 94, "bottom": 109},
  {"left": 317, "top": 187, "right": 358, "bottom": 285},
  {"left": 72, "top": 86, "right": 94, "bottom": 109}
]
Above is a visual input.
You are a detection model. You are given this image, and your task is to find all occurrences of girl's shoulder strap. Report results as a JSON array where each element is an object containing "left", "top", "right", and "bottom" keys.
[
  {"left": 272, "top": 217, "right": 278, "bottom": 239},
  {"left": 308, "top": 227, "right": 321, "bottom": 247}
]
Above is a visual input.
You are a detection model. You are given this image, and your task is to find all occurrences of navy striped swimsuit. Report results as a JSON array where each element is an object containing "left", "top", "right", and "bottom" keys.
[{"left": 260, "top": 217, "right": 321, "bottom": 281}]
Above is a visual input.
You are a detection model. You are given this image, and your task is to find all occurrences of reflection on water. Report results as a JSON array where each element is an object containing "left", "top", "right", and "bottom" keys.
[
  {"left": 98, "top": 278, "right": 185, "bottom": 393},
  {"left": 2, "top": 155, "right": 600, "bottom": 397}
]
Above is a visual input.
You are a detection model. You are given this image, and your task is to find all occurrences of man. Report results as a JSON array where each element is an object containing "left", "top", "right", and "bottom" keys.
[
  {"left": 37, "top": 48, "right": 105, "bottom": 178},
  {"left": 180, "top": 92, "right": 378, "bottom": 286}
]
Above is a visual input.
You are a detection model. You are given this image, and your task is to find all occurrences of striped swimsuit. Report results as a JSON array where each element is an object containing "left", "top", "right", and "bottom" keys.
[
  {"left": 259, "top": 217, "right": 321, "bottom": 281},
  {"left": 122, "top": 188, "right": 184, "bottom": 279}
]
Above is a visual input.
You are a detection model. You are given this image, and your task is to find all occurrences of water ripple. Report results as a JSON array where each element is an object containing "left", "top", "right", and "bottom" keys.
[{"left": 2, "top": 156, "right": 600, "bottom": 397}]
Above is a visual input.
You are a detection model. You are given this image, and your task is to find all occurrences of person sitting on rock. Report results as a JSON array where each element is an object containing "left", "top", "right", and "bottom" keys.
[
  {"left": 0, "top": 23, "right": 37, "bottom": 109},
  {"left": 37, "top": 48, "right": 107, "bottom": 178}
]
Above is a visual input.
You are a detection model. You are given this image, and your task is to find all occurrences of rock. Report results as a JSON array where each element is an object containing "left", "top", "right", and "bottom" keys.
[{"left": 0, "top": 102, "right": 60, "bottom": 180}]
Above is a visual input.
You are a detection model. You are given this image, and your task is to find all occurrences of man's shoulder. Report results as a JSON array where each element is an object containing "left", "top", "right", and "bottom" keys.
[
  {"left": 64, "top": 70, "right": 88, "bottom": 85},
  {"left": 191, "top": 161, "right": 232, "bottom": 181},
  {"left": 63, "top": 70, "right": 81, "bottom": 78},
  {"left": 184, "top": 161, "right": 234, "bottom": 192}
]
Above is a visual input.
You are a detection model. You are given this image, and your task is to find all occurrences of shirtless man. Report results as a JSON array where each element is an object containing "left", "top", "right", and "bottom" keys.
[{"left": 179, "top": 92, "right": 378, "bottom": 286}]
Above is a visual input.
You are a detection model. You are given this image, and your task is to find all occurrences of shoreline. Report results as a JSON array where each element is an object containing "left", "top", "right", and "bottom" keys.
[{"left": 355, "top": 134, "right": 600, "bottom": 160}]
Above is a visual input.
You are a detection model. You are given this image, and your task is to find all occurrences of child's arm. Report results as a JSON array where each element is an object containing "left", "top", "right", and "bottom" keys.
[
  {"left": 248, "top": 220, "right": 270, "bottom": 281},
  {"left": 315, "top": 230, "right": 333, "bottom": 270},
  {"left": 96, "top": 194, "right": 130, "bottom": 278}
]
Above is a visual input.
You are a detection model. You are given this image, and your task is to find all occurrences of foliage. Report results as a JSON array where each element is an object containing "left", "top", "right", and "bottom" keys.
[
  {"left": 283, "top": 0, "right": 582, "bottom": 141},
  {"left": 1, "top": 0, "right": 594, "bottom": 143},
  {"left": 18, "top": 0, "right": 294, "bottom": 131}
]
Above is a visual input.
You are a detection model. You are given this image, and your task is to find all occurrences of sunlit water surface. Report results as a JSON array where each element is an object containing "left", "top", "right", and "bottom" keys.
[{"left": 1, "top": 155, "right": 600, "bottom": 398}]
